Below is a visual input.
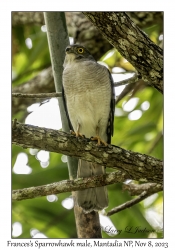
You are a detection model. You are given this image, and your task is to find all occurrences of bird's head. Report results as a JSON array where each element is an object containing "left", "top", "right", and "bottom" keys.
[{"left": 64, "top": 44, "right": 95, "bottom": 64}]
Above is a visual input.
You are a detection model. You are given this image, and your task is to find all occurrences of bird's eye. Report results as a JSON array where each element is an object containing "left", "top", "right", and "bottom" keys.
[{"left": 77, "top": 48, "right": 84, "bottom": 54}]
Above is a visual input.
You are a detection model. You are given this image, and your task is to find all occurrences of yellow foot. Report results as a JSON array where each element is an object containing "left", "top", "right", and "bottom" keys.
[
  {"left": 70, "top": 130, "right": 85, "bottom": 138},
  {"left": 91, "top": 136, "right": 108, "bottom": 146}
]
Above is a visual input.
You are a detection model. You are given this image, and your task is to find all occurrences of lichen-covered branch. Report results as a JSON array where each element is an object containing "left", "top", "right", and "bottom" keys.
[
  {"left": 12, "top": 121, "right": 163, "bottom": 184},
  {"left": 123, "top": 182, "right": 163, "bottom": 196},
  {"left": 83, "top": 12, "right": 163, "bottom": 94},
  {"left": 12, "top": 171, "right": 128, "bottom": 201},
  {"left": 12, "top": 173, "right": 163, "bottom": 202}
]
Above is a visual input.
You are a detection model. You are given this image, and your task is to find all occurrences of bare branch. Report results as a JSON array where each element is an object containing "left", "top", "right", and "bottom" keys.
[
  {"left": 12, "top": 92, "right": 62, "bottom": 99},
  {"left": 114, "top": 73, "right": 138, "bottom": 87},
  {"left": 107, "top": 180, "right": 163, "bottom": 216},
  {"left": 115, "top": 79, "right": 146, "bottom": 104},
  {"left": 12, "top": 121, "right": 163, "bottom": 184},
  {"left": 147, "top": 132, "right": 163, "bottom": 154},
  {"left": 107, "top": 191, "right": 150, "bottom": 216}
]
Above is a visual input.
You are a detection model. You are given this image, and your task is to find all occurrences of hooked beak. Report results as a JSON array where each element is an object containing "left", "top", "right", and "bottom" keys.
[{"left": 65, "top": 46, "right": 73, "bottom": 54}]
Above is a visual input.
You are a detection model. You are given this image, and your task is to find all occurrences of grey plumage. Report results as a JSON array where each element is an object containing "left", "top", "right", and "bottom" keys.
[{"left": 62, "top": 44, "right": 115, "bottom": 213}]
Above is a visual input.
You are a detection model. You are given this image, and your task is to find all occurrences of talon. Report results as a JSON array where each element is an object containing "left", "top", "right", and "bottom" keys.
[
  {"left": 70, "top": 130, "right": 76, "bottom": 135},
  {"left": 77, "top": 132, "right": 84, "bottom": 138},
  {"left": 91, "top": 136, "right": 108, "bottom": 146},
  {"left": 70, "top": 130, "right": 84, "bottom": 138}
]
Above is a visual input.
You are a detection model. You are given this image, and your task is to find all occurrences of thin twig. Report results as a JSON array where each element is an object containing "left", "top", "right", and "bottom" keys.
[
  {"left": 147, "top": 132, "right": 163, "bottom": 154},
  {"left": 114, "top": 73, "right": 138, "bottom": 87},
  {"left": 107, "top": 191, "right": 150, "bottom": 216},
  {"left": 12, "top": 92, "right": 62, "bottom": 99}
]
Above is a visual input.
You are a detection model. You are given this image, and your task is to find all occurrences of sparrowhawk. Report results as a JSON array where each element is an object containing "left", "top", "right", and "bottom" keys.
[{"left": 62, "top": 44, "right": 115, "bottom": 213}]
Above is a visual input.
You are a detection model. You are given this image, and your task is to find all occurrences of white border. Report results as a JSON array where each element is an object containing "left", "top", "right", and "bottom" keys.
[{"left": 1, "top": 1, "right": 174, "bottom": 249}]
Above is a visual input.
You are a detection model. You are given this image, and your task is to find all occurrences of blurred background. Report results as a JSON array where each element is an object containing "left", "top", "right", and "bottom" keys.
[{"left": 12, "top": 12, "right": 163, "bottom": 238}]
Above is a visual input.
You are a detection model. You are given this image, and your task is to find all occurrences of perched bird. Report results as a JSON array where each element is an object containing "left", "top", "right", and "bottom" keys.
[{"left": 62, "top": 44, "right": 115, "bottom": 213}]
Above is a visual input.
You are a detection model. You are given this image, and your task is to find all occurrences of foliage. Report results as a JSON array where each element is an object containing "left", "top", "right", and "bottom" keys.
[{"left": 12, "top": 12, "right": 163, "bottom": 239}]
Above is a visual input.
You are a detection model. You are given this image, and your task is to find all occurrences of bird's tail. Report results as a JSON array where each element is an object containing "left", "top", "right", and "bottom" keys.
[{"left": 76, "top": 159, "right": 108, "bottom": 213}]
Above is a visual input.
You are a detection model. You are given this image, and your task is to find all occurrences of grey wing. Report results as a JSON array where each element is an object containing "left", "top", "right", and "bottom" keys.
[
  {"left": 106, "top": 70, "right": 115, "bottom": 144},
  {"left": 62, "top": 86, "right": 74, "bottom": 131}
]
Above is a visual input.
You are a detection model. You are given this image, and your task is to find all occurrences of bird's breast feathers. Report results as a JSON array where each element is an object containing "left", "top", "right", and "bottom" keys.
[{"left": 63, "top": 59, "right": 111, "bottom": 139}]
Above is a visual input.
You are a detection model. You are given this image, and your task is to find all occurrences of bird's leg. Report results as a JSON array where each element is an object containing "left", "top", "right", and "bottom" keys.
[
  {"left": 91, "top": 126, "right": 108, "bottom": 146},
  {"left": 70, "top": 123, "right": 85, "bottom": 138}
]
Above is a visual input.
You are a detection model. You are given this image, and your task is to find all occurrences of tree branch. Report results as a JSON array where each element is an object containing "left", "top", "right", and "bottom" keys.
[
  {"left": 12, "top": 171, "right": 129, "bottom": 201},
  {"left": 12, "top": 121, "right": 163, "bottom": 184},
  {"left": 12, "top": 92, "right": 62, "bottom": 99},
  {"left": 83, "top": 12, "right": 163, "bottom": 94},
  {"left": 107, "top": 182, "right": 163, "bottom": 216},
  {"left": 114, "top": 73, "right": 138, "bottom": 87},
  {"left": 107, "top": 191, "right": 150, "bottom": 217},
  {"left": 123, "top": 182, "right": 163, "bottom": 196}
]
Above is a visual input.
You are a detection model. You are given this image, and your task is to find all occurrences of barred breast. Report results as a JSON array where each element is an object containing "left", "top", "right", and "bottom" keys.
[{"left": 63, "top": 60, "right": 111, "bottom": 141}]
